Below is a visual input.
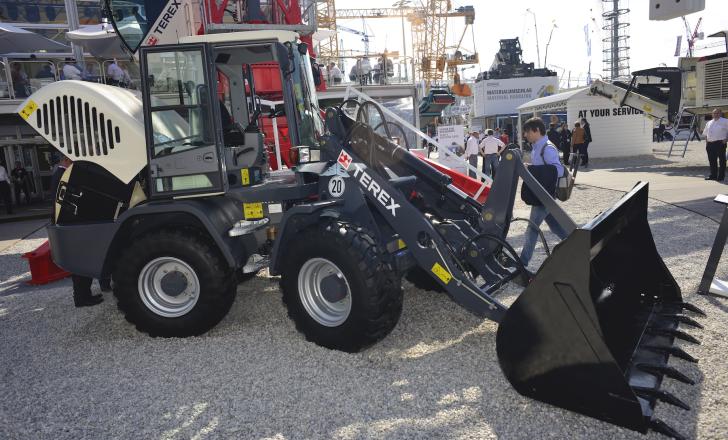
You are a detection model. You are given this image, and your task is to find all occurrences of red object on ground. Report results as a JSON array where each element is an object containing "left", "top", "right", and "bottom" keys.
[
  {"left": 22, "top": 240, "right": 70, "bottom": 285},
  {"left": 420, "top": 157, "right": 490, "bottom": 204}
]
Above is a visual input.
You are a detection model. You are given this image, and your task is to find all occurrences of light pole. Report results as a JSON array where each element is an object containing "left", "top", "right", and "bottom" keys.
[
  {"left": 393, "top": 0, "right": 411, "bottom": 81},
  {"left": 543, "top": 21, "right": 557, "bottom": 68},
  {"left": 525, "top": 8, "right": 540, "bottom": 68}
]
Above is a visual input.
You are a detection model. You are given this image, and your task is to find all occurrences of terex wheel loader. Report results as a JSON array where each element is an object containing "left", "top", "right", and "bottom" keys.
[{"left": 17, "top": 30, "right": 703, "bottom": 439}]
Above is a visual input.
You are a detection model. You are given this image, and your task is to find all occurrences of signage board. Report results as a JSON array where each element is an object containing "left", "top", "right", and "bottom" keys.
[{"left": 474, "top": 76, "right": 559, "bottom": 117}]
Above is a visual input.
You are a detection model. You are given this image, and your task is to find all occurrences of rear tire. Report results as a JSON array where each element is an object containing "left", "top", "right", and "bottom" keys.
[
  {"left": 280, "top": 221, "right": 403, "bottom": 352},
  {"left": 112, "top": 230, "right": 236, "bottom": 337}
]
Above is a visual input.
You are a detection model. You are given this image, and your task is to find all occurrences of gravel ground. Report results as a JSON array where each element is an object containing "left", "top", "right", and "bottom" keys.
[{"left": 2, "top": 151, "right": 727, "bottom": 439}]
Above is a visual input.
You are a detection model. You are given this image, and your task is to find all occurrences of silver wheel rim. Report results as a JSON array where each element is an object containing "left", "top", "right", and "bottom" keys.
[
  {"left": 297, "top": 258, "right": 352, "bottom": 327},
  {"left": 138, "top": 257, "right": 200, "bottom": 318}
]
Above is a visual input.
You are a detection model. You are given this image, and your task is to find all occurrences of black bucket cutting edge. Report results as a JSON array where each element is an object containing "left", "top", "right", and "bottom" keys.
[{"left": 496, "top": 182, "right": 702, "bottom": 439}]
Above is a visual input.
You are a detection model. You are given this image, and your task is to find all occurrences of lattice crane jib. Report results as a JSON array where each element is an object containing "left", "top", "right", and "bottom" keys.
[{"left": 316, "top": 0, "right": 338, "bottom": 63}]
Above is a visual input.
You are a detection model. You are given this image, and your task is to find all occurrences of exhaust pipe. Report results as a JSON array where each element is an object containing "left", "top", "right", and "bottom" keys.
[{"left": 496, "top": 182, "right": 703, "bottom": 440}]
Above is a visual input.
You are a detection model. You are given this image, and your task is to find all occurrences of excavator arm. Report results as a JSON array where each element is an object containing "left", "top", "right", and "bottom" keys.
[{"left": 589, "top": 67, "right": 682, "bottom": 123}]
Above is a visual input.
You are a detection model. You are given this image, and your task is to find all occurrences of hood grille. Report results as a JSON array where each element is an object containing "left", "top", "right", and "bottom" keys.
[{"left": 35, "top": 95, "right": 122, "bottom": 158}]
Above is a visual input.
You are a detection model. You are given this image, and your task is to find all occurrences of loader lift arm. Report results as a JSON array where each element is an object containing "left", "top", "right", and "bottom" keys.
[{"left": 308, "top": 103, "right": 577, "bottom": 323}]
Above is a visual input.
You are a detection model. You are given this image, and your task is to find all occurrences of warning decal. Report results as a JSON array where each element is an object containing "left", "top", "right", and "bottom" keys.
[
  {"left": 431, "top": 262, "right": 452, "bottom": 285},
  {"left": 337, "top": 150, "right": 352, "bottom": 170}
]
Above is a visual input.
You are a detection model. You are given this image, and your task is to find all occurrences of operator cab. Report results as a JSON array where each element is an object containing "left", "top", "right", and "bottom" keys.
[{"left": 136, "top": 31, "right": 324, "bottom": 199}]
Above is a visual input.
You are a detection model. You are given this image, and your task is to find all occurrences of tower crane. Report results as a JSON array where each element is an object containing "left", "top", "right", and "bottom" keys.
[{"left": 682, "top": 16, "right": 702, "bottom": 57}]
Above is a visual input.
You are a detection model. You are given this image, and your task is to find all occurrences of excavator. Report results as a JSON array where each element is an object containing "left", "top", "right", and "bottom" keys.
[{"left": 14, "top": 1, "right": 706, "bottom": 438}]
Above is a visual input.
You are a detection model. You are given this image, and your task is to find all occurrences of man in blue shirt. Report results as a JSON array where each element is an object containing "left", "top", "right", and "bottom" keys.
[{"left": 520, "top": 117, "right": 568, "bottom": 266}]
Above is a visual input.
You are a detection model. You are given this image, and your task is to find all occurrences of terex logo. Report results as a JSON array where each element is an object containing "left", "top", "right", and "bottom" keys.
[
  {"left": 152, "top": 0, "right": 181, "bottom": 35},
  {"left": 351, "top": 164, "right": 400, "bottom": 216}
]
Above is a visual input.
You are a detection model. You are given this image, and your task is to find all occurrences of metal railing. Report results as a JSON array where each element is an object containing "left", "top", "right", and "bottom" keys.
[
  {"left": 319, "top": 54, "right": 416, "bottom": 87},
  {"left": 0, "top": 57, "right": 140, "bottom": 100}
]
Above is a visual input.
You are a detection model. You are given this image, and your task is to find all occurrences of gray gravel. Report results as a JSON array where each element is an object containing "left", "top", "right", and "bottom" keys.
[{"left": 1, "top": 168, "right": 727, "bottom": 439}]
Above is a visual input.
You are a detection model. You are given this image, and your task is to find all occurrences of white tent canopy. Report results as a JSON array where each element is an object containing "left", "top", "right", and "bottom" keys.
[
  {"left": 0, "top": 23, "right": 69, "bottom": 54},
  {"left": 65, "top": 23, "right": 128, "bottom": 59},
  {"left": 517, "top": 86, "right": 653, "bottom": 158}
]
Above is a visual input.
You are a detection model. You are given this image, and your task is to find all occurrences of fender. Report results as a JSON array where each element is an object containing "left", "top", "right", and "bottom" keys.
[{"left": 48, "top": 196, "right": 256, "bottom": 278}]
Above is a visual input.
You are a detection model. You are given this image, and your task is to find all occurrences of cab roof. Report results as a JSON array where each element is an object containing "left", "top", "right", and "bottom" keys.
[{"left": 179, "top": 30, "right": 298, "bottom": 45}]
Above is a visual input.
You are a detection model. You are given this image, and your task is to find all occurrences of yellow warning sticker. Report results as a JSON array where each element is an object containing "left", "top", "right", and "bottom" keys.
[
  {"left": 243, "top": 202, "right": 264, "bottom": 220},
  {"left": 240, "top": 168, "right": 250, "bottom": 186},
  {"left": 19, "top": 100, "right": 38, "bottom": 120},
  {"left": 643, "top": 104, "right": 653, "bottom": 113},
  {"left": 397, "top": 239, "right": 407, "bottom": 250},
  {"left": 431, "top": 262, "right": 452, "bottom": 285}
]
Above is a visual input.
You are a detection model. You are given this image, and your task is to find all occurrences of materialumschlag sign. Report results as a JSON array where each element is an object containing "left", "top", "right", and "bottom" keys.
[{"left": 474, "top": 76, "right": 559, "bottom": 117}]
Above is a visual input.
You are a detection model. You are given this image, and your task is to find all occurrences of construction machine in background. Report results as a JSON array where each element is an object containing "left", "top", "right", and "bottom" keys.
[
  {"left": 14, "top": 2, "right": 706, "bottom": 439},
  {"left": 589, "top": 30, "right": 728, "bottom": 156}
]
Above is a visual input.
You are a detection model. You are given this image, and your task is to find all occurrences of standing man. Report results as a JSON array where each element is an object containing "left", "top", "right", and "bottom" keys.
[
  {"left": 327, "top": 62, "right": 342, "bottom": 85},
  {"left": 702, "top": 108, "right": 728, "bottom": 181},
  {"left": 62, "top": 58, "right": 83, "bottom": 81},
  {"left": 479, "top": 129, "right": 505, "bottom": 179},
  {"left": 50, "top": 156, "right": 107, "bottom": 307},
  {"left": 571, "top": 122, "right": 586, "bottom": 166},
  {"left": 547, "top": 123, "right": 560, "bottom": 146},
  {"left": 0, "top": 161, "right": 12, "bottom": 214},
  {"left": 520, "top": 118, "right": 568, "bottom": 267},
  {"left": 11, "top": 161, "right": 30, "bottom": 205},
  {"left": 106, "top": 59, "right": 125, "bottom": 86},
  {"left": 559, "top": 122, "right": 571, "bottom": 165},
  {"left": 580, "top": 118, "right": 593, "bottom": 167},
  {"left": 464, "top": 130, "right": 480, "bottom": 178}
]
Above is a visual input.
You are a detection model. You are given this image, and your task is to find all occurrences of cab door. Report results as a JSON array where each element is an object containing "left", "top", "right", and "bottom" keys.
[{"left": 140, "top": 44, "right": 226, "bottom": 199}]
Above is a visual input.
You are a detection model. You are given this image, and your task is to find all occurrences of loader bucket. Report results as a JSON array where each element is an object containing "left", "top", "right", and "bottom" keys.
[{"left": 496, "top": 182, "right": 703, "bottom": 439}]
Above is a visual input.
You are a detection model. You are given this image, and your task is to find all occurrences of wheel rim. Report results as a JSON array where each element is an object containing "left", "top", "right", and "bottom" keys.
[
  {"left": 138, "top": 257, "right": 200, "bottom": 318},
  {"left": 297, "top": 258, "right": 352, "bottom": 327}
]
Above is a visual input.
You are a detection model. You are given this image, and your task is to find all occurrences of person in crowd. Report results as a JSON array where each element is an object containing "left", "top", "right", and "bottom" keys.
[
  {"left": 83, "top": 62, "right": 101, "bottom": 82},
  {"left": 62, "top": 58, "right": 83, "bottom": 80},
  {"left": 35, "top": 64, "right": 55, "bottom": 79},
  {"left": 499, "top": 127, "right": 510, "bottom": 145},
  {"left": 580, "top": 117, "right": 593, "bottom": 167},
  {"left": 571, "top": 122, "right": 586, "bottom": 166},
  {"left": 520, "top": 117, "right": 568, "bottom": 267},
  {"left": 0, "top": 160, "right": 12, "bottom": 214},
  {"left": 10, "top": 63, "right": 29, "bottom": 98},
  {"left": 106, "top": 59, "right": 125, "bottom": 86},
  {"left": 349, "top": 60, "right": 362, "bottom": 84},
  {"left": 11, "top": 161, "right": 30, "bottom": 205},
  {"left": 559, "top": 122, "right": 571, "bottom": 165},
  {"left": 360, "top": 57, "right": 372, "bottom": 85},
  {"left": 656, "top": 121, "right": 666, "bottom": 142},
  {"left": 547, "top": 123, "right": 560, "bottom": 146},
  {"left": 50, "top": 156, "right": 110, "bottom": 307},
  {"left": 702, "top": 108, "right": 728, "bottom": 181},
  {"left": 479, "top": 128, "right": 505, "bottom": 179},
  {"left": 327, "top": 62, "right": 342, "bottom": 85},
  {"left": 464, "top": 129, "right": 480, "bottom": 178}
]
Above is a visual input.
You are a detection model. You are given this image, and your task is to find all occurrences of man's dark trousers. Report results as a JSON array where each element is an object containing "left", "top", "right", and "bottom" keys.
[{"left": 706, "top": 140, "right": 727, "bottom": 180}]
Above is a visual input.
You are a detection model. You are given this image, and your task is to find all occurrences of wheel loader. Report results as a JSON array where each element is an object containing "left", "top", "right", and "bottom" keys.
[{"left": 16, "top": 29, "right": 703, "bottom": 439}]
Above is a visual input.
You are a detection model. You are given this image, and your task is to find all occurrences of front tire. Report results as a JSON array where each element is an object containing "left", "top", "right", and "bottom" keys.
[
  {"left": 280, "top": 221, "right": 403, "bottom": 352},
  {"left": 113, "top": 230, "right": 236, "bottom": 337}
]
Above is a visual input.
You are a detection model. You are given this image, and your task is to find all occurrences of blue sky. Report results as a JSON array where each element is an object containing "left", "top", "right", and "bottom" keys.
[{"left": 334, "top": 0, "right": 728, "bottom": 86}]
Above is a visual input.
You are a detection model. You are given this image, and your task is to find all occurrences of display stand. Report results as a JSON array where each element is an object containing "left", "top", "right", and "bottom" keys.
[{"left": 698, "top": 194, "right": 728, "bottom": 298}]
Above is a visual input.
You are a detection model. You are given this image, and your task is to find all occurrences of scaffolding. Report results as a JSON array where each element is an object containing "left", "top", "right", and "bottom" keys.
[
  {"left": 601, "top": 0, "right": 631, "bottom": 81},
  {"left": 315, "top": 0, "right": 338, "bottom": 61}
]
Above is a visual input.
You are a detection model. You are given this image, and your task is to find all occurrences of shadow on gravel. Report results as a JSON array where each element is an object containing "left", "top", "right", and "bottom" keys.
[{"left": 0, "top": 277, "right": 69, "bottom": 297}]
